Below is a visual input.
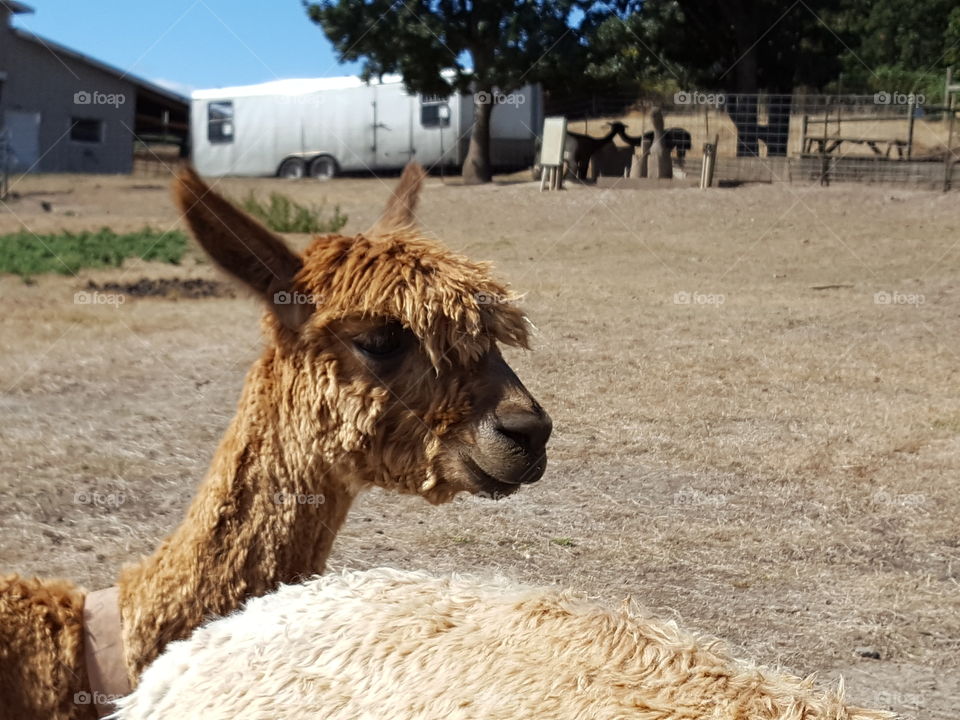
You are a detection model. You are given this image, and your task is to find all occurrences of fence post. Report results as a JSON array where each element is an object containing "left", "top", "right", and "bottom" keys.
[
  {"left": 906, "top": 99, "right": 915, "bottom": 160},
  {"left": 700, "top": 134, "right": 718, "bottom": 189},
  {"left": 945, "top": 68, "right": 958, "bottom": 191}
]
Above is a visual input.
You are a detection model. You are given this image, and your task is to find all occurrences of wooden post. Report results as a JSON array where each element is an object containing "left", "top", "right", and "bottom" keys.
[
  {"left": 945, "top": 68, "right": 959, "bottom": 191},
  {"left": 648, "top": 107, "right": 672, "bottom": 180},
  {"left": 700, "top": 134, "right": 718, "bottom": 189},
  {"left": 699, "top": 145, "right": 708, "bottom": 189},
  {"left": 700, "top": 106, "right": 709, "bottom": 175},
  {"left": 629, "top": 144, "right": 645, "bottom": 178},
  {"left": 945, "top": 106, "right": 956, "bottom": 191},
  {"left": 706, "top": 133, "right": 718, "bottom": 187},
  {"left": 906, "top": 99, "right": 915, "bottom": 160}
]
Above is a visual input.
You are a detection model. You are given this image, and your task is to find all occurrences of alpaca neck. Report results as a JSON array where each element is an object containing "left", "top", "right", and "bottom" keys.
[{"left": 118, "top": 352, "right": 356, "bottom": 677}]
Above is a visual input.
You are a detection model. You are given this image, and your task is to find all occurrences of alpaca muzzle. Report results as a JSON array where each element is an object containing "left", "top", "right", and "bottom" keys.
[
  {"left": 82, "top": 586, "right": 131, "bottom": 717},
  {"left": 465, "top": 405, "right": 552, "bottom": 490},
  {"left": 461, "top": 353, "right": 552, "bottom": 491}
]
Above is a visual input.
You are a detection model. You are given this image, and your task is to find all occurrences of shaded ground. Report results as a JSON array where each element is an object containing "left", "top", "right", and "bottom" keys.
[
  {"left": 1, "top": 171, "right": 958, "bottom": 719},
  {"left": 85, "top": 277, "right": 235, "bottom": 299}
]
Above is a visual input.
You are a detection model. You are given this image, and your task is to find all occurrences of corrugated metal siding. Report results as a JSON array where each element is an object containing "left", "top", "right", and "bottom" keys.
[{"left": 2, "top": 28, "right": 136, "bottom": 173}]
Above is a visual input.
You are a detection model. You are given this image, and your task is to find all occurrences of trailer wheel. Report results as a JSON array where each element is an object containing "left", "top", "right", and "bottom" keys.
[
  {"left": 308, "top": 155, "right": 338, "bottom": 181},
  {"left": 278, "top": 157, "right": 305, "bottom": 179}
]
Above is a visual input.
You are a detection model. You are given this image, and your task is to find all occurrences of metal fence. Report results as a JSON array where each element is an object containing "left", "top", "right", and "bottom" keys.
[{"left": 546, "top": 92, "right": 958, "bottom": 189}]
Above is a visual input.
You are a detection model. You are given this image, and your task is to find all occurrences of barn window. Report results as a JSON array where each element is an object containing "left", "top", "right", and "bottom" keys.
[
  {"left": 70, "top": 118, "right": 103, "bottom": 144},
  {"left": 208, "top": 101, "right": 234, "bottom": 143},
  {"left": 420, "top": 100, "right": 450, "bottom": 128}
]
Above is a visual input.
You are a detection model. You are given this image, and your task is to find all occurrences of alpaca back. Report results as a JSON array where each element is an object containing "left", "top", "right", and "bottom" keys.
[
  {"left": 114, "top": 569, "right": 893, "bottom": 720},
  {"left": 0, "top": 575, "right": 92, "bottom": 720}
]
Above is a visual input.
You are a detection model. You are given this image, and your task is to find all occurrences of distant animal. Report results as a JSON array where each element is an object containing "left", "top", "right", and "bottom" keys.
[
  {"left": 564, "top": 121, "right": 627, "bottom": 180},
  {"left": 114, "top": 568, "right": 896, "bottom": 720},
  {"left": 0, "top": 163, "right": 552, "bottom": 720},
  {"left": 617, "top": 125, "right": 692, "bottom": 164}
]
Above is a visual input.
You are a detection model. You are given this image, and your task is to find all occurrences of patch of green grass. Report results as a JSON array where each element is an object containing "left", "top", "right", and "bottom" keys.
[
  {"left": 238, "top": 191, "right": 348, "bottom": 234},
  {"left": 0, "top": 227, "right": 188, "bottom": 278},
  {"left": 550, "top": 537, "right": 576, "bottom": 547}
]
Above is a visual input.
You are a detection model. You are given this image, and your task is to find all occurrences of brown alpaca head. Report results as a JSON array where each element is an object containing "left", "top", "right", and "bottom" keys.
[{"left": 173, "top": 163, "right": 551, "bottom": 505}]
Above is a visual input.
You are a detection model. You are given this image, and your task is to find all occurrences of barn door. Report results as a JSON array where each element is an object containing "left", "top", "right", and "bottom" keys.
[{"left": 4, "top": 111, "right": 41, "bottom": 172}]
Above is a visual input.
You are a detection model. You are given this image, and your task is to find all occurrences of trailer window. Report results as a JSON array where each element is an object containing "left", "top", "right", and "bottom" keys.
[
  {"left": 70, "top": 118, "right": 103, "bottom": 144},
  {"left": 208, "top": 101, "right": 234, "bottom": 143},
  {"left": 421, "top": 102, "right": 450, "bottom": 128}
]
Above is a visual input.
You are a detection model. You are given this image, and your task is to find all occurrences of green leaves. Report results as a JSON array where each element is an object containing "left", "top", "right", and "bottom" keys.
[
  {"left": 302, "top": 0, "right": 593, "bottom": 180},
  {"left": 237, "top": 192, "right": 348, "bottom": 234},
  {"left": 0, "top": 228, "right": 188, "bottom": 278}
]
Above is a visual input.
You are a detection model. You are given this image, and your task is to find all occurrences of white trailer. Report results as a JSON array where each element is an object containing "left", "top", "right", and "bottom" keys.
[{"left": 190, "top": 75, "right": 542, "bottom": 179}]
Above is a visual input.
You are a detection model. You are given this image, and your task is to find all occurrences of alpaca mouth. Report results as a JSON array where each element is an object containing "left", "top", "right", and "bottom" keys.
[{"left": 460, "top": 453, "right": 524, "bottom": 499}]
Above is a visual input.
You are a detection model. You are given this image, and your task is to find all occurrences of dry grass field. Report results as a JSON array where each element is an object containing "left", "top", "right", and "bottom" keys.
[{"left": 1, "top": 170, "right": 958, "bottom": 718}]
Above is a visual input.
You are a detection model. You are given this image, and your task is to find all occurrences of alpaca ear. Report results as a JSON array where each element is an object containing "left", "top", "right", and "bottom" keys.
[
  {"left": 367, "top": 161, "right": 427, "bottom": 236},
  {"left": 172, "top": 166, "right": 311, "bottom": 331}
]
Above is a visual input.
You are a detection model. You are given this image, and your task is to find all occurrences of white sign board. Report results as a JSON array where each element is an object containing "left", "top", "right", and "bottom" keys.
[{"left": 540, "top": 116, "right": 567, "bottom": 167}]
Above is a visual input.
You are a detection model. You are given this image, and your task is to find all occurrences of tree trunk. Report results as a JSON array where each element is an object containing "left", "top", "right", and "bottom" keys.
[
  {"left": 730, "top": 16, "right": 760, "bottom": 157},
  {"left": 763, "top": 95, "right": 792, "bottom": 156},
  {"left": 648, "top": 107, "right": 672, "bottom": 179},
  {"left": 463, "top": 89, "right": 493, "bottom": 184},
  {"left": 728, "top": 94, "right": 760, "bottom": 157}
]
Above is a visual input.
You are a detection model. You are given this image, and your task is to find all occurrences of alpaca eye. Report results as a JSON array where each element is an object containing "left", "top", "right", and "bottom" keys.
[{"left": 353, "top": 323, "right": 406, "bottom": 359}]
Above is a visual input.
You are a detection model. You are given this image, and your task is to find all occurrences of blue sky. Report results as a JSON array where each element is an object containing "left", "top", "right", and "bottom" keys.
[{"left": 14, "top": 0, "right": 362, "bottom": 95}]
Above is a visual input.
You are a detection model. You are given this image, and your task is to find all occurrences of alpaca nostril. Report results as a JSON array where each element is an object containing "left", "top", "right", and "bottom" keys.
[{"left": 494, "top": 410, "right": 553, "bottom": 455}]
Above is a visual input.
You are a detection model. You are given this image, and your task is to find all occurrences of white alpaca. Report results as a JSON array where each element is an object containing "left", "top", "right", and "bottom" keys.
[{"left": 112, "top": 569, "right": 894, "bottom": 720}]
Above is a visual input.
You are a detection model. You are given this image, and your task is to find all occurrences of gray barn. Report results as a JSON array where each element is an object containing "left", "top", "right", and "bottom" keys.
[{"left": 0, "top": 1, "right": 188, "bottom": 174}]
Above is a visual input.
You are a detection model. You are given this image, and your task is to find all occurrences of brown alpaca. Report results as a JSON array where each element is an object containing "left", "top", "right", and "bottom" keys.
[
  {"left": 565, "top": 122, "right": 625, "bottom": 180},
  {"left": 0, "top": 162, "right": 552, "bottom": 720}
]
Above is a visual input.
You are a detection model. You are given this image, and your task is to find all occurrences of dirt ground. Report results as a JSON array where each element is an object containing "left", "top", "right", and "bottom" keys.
[{"left": 1, "top": 170, "right": 958, "bottom": 718}]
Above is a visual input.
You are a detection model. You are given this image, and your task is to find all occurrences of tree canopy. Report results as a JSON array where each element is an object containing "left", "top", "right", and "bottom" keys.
[
  {"left": 304, "top": 0, "right": 959, "bottom": 179},
  {"left": 304, "top": 0, "right": 596, "bottom": 182}
]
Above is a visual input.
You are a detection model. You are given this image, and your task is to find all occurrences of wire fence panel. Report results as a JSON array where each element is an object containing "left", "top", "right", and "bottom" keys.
[{"left": 542, "top": 91, "right": 958, "bottom": 189}]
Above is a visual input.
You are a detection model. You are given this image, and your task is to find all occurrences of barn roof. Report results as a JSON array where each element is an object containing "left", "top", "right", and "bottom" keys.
[
  {"left": 10, "top": 27, "right": 189, "bottom": 107},
  {"left": 1, "top": 1, "right": 33, "bottom": 14}
]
